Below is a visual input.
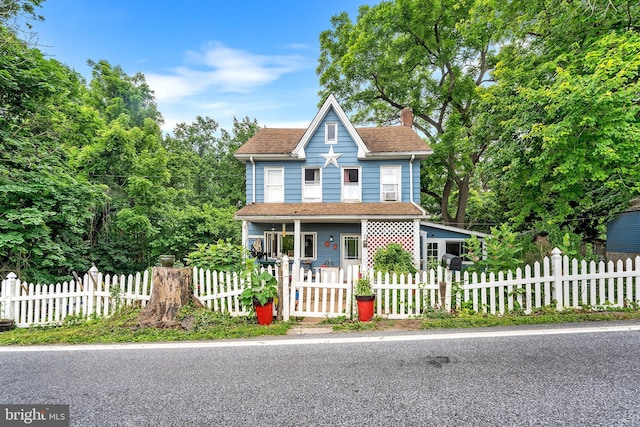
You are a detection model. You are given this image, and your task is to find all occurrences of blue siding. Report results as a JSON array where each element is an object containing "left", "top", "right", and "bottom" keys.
[
  {"left": 247, "top": 223, "right": 360, "bottom": 267},
  {"left": 412, "top": 161, "right": 421, "bottom": 202},
  {"left": 310, "top": 109, "right": 359, "bottom": 202},
  {"left": 607, "top": 211, "right": 640, "bottom": 252},
  {"left": 246, "top": 106, "right": 423, "bottom": 204}
]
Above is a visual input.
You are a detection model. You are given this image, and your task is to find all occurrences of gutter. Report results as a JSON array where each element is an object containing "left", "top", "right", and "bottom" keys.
[{"left": 250, "top": 156, "right": 256, "bottom": 204}]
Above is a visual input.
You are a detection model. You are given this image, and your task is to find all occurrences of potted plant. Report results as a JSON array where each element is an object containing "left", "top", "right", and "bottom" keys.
[
  {"left": 354, "top": 275, "right": 375, "bottom": 322},
  {"left": 240, "top": 269, "right": 278, "bottom": 325}
]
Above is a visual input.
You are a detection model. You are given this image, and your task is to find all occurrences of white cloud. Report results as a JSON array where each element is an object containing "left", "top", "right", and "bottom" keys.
[{"left": 146, "top": 42, "right": 307, "bottom": 102}]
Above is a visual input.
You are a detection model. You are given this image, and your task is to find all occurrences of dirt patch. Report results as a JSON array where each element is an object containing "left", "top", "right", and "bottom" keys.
[{"left": 371, "top": 319, "right": 424, "bottom": 331}]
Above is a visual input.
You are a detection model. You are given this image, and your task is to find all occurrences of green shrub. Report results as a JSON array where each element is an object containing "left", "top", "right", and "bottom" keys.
[
  {"left": 185, "top": 239, "right": 248, "bottom": 273},
  {"left": 372, "top": 242, "right": 417, "bottom": 275},
  {"left": 466, "top": 224, "right": 523, "bottom": 274}
]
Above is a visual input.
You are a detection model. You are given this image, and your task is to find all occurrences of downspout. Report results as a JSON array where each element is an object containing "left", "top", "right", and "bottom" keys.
[
  {"left": 410, "top": 154, "right": 427, "bottom": 215},
  {"left": 409, "top": 154, "right": 424, "bottom": 268},
  {"left": 409, "top": 155, "right": 415, "bottom": 203},
  {"left": 250, "top": 156, "right": 256, "bottom": 204}
]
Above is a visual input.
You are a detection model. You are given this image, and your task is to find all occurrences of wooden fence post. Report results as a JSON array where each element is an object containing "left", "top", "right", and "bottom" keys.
[
  {"left": 3, "top": 272, "right": 17, "bottom": 320},
  {"left": 86, "top": 265, "right": 99, "bottom": 318},
  {"left": 279, "top": 255, "right": 290, "bottom": 321},
  {"left": 551, "top": 248, "right": 563, "bottom": 311}
]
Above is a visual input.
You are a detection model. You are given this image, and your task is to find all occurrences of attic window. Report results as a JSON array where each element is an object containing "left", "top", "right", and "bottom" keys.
[{"left": 325, "top": 122, "right": 337, "bottom": 144}]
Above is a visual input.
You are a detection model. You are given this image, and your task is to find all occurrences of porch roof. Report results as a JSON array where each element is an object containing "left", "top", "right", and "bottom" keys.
[{"left": 235, "top": 202, "right": 427, "bottom": 222}]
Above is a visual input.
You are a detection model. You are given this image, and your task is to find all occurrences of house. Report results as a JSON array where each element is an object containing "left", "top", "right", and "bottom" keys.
[
  {"left": 606, "top": 199, "right": 640, "bottom": 262},
  {"left": 234, "top": 95, "right": 481, "bottom": 273},
  {"left": 420, "top": 221, "right": 488, "bottom": 270}
]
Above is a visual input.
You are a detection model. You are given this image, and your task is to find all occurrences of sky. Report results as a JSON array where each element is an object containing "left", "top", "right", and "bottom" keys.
[{"left": 32, "top": 0, "right": 375, "bottom": 133}]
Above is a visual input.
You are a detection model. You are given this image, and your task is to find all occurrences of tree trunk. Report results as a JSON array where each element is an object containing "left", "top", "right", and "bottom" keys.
[{"left": 139, "top": 267, "right": 203, "bottom": 328}]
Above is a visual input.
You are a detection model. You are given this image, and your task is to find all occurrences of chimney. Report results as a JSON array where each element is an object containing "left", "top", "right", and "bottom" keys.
[{"left": 400, "top": 107, "right": 413, "bottom": 126}]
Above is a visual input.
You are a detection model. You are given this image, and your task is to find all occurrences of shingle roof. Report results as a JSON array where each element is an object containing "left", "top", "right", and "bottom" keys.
[
  {"left": 235, "top": 128, "right": 305, "bottom": 155},
  {"left": 235, "top": 202, "right": 426, "bottom": 220},
  {"left": 355, "top": 127, "right": 430, "bottom": 153},
  {"left": 234, "top": 126, "right": 430, "bottom": 157}
]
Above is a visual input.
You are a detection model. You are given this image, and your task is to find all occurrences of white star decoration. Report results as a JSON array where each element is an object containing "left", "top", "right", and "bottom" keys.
[{"left": 320, "top": 145, "right": 343, "bottom": 168}]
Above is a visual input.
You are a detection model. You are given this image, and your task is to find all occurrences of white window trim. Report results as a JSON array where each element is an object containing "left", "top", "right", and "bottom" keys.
[
  {"left": 302, "top": 232, "right": 317, "bottom": 260},
  {"left": 426, "top": 238, "right": 473, "bottom": 266},
  {"left": 264, "top": 231, "right": 317, "bottom": 260},
  {"left": 380, "top": 165, "right": 402, "bottom": 202},
  {"left": 264, "top": 167, "right": 284, "bottom": 203},
  {"left": 341, "top": 166, "right": 362, "bottom": 202},
  {"left": 325, "top": 122, "right": 337, "bottom": 144},
  {"left": 302, "top": 167, "right": 322, "bottom": 202}
]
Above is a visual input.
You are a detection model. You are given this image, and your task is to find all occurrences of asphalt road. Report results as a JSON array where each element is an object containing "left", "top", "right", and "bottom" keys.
[{"left": 1, "top": 322, "right": 639, "bottom": 426}]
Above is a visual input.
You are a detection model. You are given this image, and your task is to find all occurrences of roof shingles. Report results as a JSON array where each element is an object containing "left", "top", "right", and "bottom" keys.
[
  {"left": 235, "top": 202, "right": 425, "bottom": 219},
  {"left": 234, "top": 126, "right": 430, "bottom": 156}
]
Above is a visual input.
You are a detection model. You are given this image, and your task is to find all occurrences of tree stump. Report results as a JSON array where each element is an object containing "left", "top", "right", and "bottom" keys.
[{"left": 139, "top": 267, "right": 203, "bottom": 328}]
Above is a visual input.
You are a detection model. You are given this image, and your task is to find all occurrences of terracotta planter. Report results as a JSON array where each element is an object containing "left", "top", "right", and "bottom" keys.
[
  {"left": 253, "top": 298, "right": 274, "bottom": 325},
  {"left": 355, "top": 295, "right": 375, "bottom": 322}
]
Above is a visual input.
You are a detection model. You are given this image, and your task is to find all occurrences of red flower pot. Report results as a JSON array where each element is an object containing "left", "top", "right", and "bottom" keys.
[
  {"left": 254, "top": 299, "right": 274, "bottom": 325},
  {"left": 356, "top": 295, "right": 375, "bottom": 322}
]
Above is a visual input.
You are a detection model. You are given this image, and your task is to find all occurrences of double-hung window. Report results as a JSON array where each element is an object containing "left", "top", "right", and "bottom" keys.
[
  {"left": 265, "top": 167, "right": 284, "bottom": 203},
  {"left": 325, "top": 122, "right": 337, "bottom": 144},
  {"left": 342, "top": 167, "right": 361, "bottom": 202},
  {"left": 381, "top": 166, "right": 401, "bottom": 201},
  {"left": 302, "top": 167, "right": 321, "bottom": 202}
]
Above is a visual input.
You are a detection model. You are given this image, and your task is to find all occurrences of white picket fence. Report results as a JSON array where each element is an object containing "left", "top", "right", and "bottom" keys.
[
  {"left": 0, "top": 264, "right": 283, "bottom": 328},
  {"left": 2, "top": 248, "right": 640, "bottom": 327},
  {"left": 0, "top": 267, "right": 153, "bottom": 328},
  {"left": 448, "top": 248, "right": 640, "bottom": 315}
]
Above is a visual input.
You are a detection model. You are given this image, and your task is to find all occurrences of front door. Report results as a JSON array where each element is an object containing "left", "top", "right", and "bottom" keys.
[{"left": 341, "top": 234, "right": 361, "bottom": 272}]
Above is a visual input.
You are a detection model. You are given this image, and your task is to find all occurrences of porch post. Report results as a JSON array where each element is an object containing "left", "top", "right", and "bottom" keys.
[
  {"left": 361, "top": 219, "right": 368, "bottom": 271},
  {"left": 242, "top": 221, "right": 248, "bottom": 252},
  {"left": 413, "top": 219, "right": 421, "bottom": 269},
  {"left": 293, "top": 220, "right": 301, "bottom": 280}
]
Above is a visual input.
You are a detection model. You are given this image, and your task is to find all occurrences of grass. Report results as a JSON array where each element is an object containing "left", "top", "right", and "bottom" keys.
[
  {"left": 328, "top": 306, "right": 640, "bottom": 332},
  {"left": 0, "top": 305, "right": 290, "bottom": 346},
  {"left": 1, "top": 305, "right": 640, "bottom": 346}
]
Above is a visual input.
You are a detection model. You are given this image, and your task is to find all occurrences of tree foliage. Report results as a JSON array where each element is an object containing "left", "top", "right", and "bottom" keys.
[
  {"left": 318, "top": 0, "right": 497, "bottom": 227},
  {"left": 480, "top": 0, "right": 640, "bottom": 238},
  {"left": 1, "top": 12, "right": 256, "bottom": 282},
  {"left": 0, "top": 26, "right": 105, "bottom": 282}
]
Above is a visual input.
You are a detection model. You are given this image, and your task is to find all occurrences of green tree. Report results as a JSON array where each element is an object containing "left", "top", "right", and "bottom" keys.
[
  {"left": 318, "top": 0, "right": 498, "bottom": 227},
  {"left": 86, "top": 59, "right": 162, "bottom": 128},
  {"left": 77, "top": 60, "right": 170, "bottom": 273},
  {"left": 164, "top": 115, "right": 257, "bottom": 208},
  {"left": 0, "top": 26, "right": 105, "bottom": 282},
  {"left": 479, "top": 1, "right": 640, "bottom": 239}
]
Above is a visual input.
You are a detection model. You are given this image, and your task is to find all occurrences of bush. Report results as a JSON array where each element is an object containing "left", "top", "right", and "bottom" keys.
[
  {"left": 185, "top": 239, "right": 248, "bottom": 273},
  {"left": 372, "top": 242, "right": 417, "bottom": 275}
]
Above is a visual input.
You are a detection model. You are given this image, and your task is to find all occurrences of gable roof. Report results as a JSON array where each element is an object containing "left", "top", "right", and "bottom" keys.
[
  {"left": 234, "top": 95, "right": 432, "bottom": 161},
  {"left": 292, "top": 94, "right": 368, "bottom": 159}
]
